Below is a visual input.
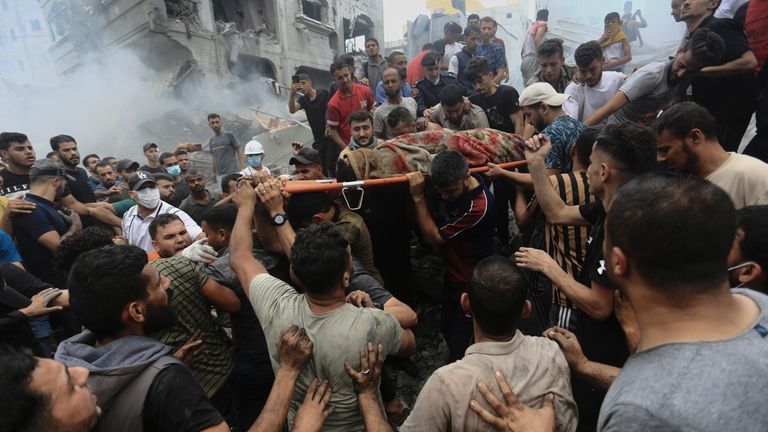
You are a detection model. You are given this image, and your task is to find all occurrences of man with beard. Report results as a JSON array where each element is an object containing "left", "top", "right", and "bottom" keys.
[
  {"left": 586, "top": 28, "right": 725, "bottom": 126},
  {"left": 14, "top": 159, "right": 82, "bottom": 286},
  {"left": 93, "top": 160, "right": 127, "bottom": 203},
  {"left": 374, "top": 51, "right": 412, "bottom": 105},
  {"left": 181, "top": 169, "right": 221, "bottom": 224},
  {"left": 564, "top": 41, "right": 627, "bottom": 126},
  {"left": 155, "top": 173, "right": 181, "bottom": 207},
  {"left": 326, "top": 60, "right": 375, "bottom": 153},
  {"left": 50, "top": 135, "right": 96, "bottom": 206},
  {"left": 290, "top": 147, "right": 325, "bottom": 181},
  {"left": 345, "top": 111, "right": 379, "bottom": 151},
  {"left": 655, "top": 102, "right": 768, "bottom": 208},
  {"left": 55, "top": 245, "right": 228, "bottom": 431},
  {"left": 82, "top": 153, "right": 101, "bottom": 190},
  {"left": 429, "top": 84, "right": 489, "bottom": 131},
  {"left": 373, "top": 68, "right": 418, "bottom": 139}
]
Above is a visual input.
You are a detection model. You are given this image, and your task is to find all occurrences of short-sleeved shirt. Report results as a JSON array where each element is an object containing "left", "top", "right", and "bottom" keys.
[
  {"left": 414, "top": 73, "right": 461, "bottom": 116},
  {"left": 375, "top": 81, "right": 413, "bottom": 105},
  {"left": 64, "top": 167, "right": 96, "bottom": 204},
  {"left": 400, "top": 332, "right": 578, "bottom": 432},
  {"left": 0, "top": 230, "right": 22, "bottom": 263},
  {"left": 247, "top": 273, "right": 403, "bottom": 431},
  {"left": 598, "top": 289, "right": 768, "bottom": 432},
  {"left": 438, "top": 174, "right": 495, "bottom": 287},
  {"left": 373, "top": 97, "right": 418, "bottom": 139},
  {"left": 563, "top": 72, "right": 626, "bottom": 125},
  {"left": 469, "top": 85, "right": 521, "bottom": 133},
  {"left": 348, "top": 258, "right": 393, "bottom": 308},
  {"left": 608, "top": 60, "right": 675, "bottom": 126},
  {"left": 326, "top": 83, "right": 375, "bottom": 145},
  {"left": 429, "top": 103, "right": 490, "bottom": 131},
  {"left": 179, "top": 190, "right": 221, "bottom": 224},
  {"left": 14, "top": 194, "right": 69, "bottom": 286},
  {"left": 0, "top": 169, "right": 30, "bottom": 199},
  {"left": 151, "top": 256, "right": 233, "bottom": 397},
  {"left": 208, "top": 131, "right": 241, "bottom": 175},
  {"left": 122, "top": 201, "right": 203, "bottom": 253},
  {"left": 334, "top": 205, "right": 384, "bottom": 284},
  {"left": 543, "top": 116, "right": 586, "bottom": 171},
  {"left": 705, "top": 153, "right": 768, "bottom": 208},
  {"left": 475, "top": 42, "right": 508, "bottom": 72},
  {"left": 298, "top": 90, "right": 331, "bottom": 143}
]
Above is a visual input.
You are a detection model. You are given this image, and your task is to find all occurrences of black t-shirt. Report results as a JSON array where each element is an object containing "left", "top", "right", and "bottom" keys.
[
  {"left": 65, "top": 167, "right": 96, "bottom": 204},
  {"left": 139, "top": 165, "right": 168, "bottom": 175},
  {"left": 0, "top": 169, "right": 30, "bottom": 198},
  {"left": 299, "top": 89, "right": 331, "bottom": 144},
  {"left": 577, "top": 201, "right": 613, "bottom": 288},
  {"left": 143, "top": 364, "right": 224, "bottom": 432},
  {"left": 470, "top": 85, "right": 521, "bottom": 133}
]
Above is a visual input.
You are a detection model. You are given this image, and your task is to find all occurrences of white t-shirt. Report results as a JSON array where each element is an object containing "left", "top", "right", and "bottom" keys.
[
  {"left": 239, "top": 165, "right": 271, "bottom": 177},
  {"left": 122, "top": 201, "right": 202, "bottom": 253},
  {"left": 564, "top": 71, "right": 626, "bottom": 126},
  {"left": 706, "top": 153, "right": 768, "bottom": 209}
]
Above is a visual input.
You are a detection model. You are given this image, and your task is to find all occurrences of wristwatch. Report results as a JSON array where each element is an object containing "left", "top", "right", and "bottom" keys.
[{"left": 270, "top": 213, "right": 287, "bottom": 226}]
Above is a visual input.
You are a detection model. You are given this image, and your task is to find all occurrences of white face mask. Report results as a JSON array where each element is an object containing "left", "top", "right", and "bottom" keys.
[{"left": 135, "top": 187, "right": 161, "bottom": 209}]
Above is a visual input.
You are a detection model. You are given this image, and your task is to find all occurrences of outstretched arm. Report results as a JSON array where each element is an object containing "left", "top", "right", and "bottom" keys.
[
  {"left": 584, "top": 90, "right": 629, "bottom": 126},
  {"left": 230, "top": 181, "right": 268, "bottom": 298}
]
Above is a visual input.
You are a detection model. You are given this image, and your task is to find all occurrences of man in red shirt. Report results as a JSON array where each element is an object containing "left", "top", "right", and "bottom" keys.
[{"left": 326, "top": 60, "right": 375, "bottom": 151}]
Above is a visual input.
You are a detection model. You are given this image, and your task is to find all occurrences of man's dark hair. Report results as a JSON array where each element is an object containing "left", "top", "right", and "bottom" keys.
[
  {"left": 464, "top": 24, "right": 481, "bottom": 37},
  {"left": 348, "top": 110, "right": 373, "bottom": 125},
  {"left": 682, "top": 28, "right": 725, "bottom": 67},
  {"left": 296, "top": 73, "right": 311, "bottom": 82},
  {"left": 468, "top": 13, "right": 480, "bottom": 21},
  {"left": 201, "top": 203, "right": 237, "bottom": 231},
  {"left": 153, "top": 173, "right": 174, "bottom": 182},
  {"left": 737, "top": 206, "right": 768, "bottom": 284},
  {"left": 594, "top": 122, "right": 656, "bottom": 177},
  {"left": 422, "top": 42, "right": 435, "bottom": 51},
  {"left": 464, "top": 57, "right": 493, "bottom": 83},
  {"left": 574, "top": 41, "right": 604, "bottom": 68},
  {"left": 68, "top": 245, "right": 150, "bottom": 339},
  {"left": 365, "top": 37, "right": 379, "bottom": 46},
  {"left": 220, "top": 173, "right": 241, "bottom": 195},
  {"left": 82, "top": 154, "right": 99, "bottom": 169},
  {"left": 653, "top": 102, "right": 718, "bottom": 140},
  {"left": 480, "top": 16, "right": 497, "bottom": 27},
  {"left": 291, "top": 223, "right": 350, "bottom": 297},
  {"left": 0, "top": 132, "right": 29, "bottom": 151},
  {"left": 439, "top": 84, "right": 466, "bottom": 107},
  {"left": 285, "top": 192, "right": 333, "bottom": 228},
  {"left": 54, "top": 226, "right": 115, "bottom": 274},
  {"left": 49, "top": 134, "right": 76, "bottom": 151},
  {"left": 538, "top": 38, "right": 564, "bottom": 58},
  {"left": 536, "top": 9, "right": 549, "bottom": 21},
  {"left": 444, "top": 21, "right": 462, "bottom": 35},
  {"left": 387, "top": 51, "right": 405, "bottom": 64},
  {"left": 45, "top": 151, "right": 57, "bottom": 160},
  {"left": 173, "top": 148, "right": 188, "bottom": 157},
  {"left": 207, "top": 113, "right": 220, "bottom": 120},
  {"left": 431, "top": 150, "right": 468, "bottom": 188},
  {"left": 386, "top": 106, "right": 415, "bottom": 129},
  {"left": 158, "top": 152, "right": 175, "bottom": 166},
  {"left": 149, "top": 213, "right": 183, "bottom": 240},
  {"left": 94, "top": 160, "right": 112, "bottom": 172},
  {"left": 185, "top": 168, "right": 203, "bottom": 179},
  {"left": 469, "top": 256, "right": 528, "bottom": 336},
  {"left": 0, "top": 346, "right": 54, "bottom": 432},
  {"left": 575, "top": 127, "right": 600, "bottom": 167},
  {"left": 607, "top": 172, "right": 736, "bottom": 297},
  {"left": 604, "top": 12, "right": 621, "bottom": 23},
  {"left": 340, "top": 54, "right": 356, "bottom": 68},
  {"left": 330, "top": 60, "right": 351, "bottom": 75}
]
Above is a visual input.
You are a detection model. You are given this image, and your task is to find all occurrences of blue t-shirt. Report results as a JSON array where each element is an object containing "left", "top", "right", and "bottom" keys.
[
  {"left": 476, "top": 43, "right": 507, "bottom": 72},
  {"left": 0, "top": 230, "right": 21, "bottom": 263},
  {"left": 375, "top": 81, "right": 412, "bottom": 105},
  {"left": 14, "top": 194, "right": 68, "bottom": 286},
  {"left": 543, "top": 116, "right": 586, "bottom": 171}
]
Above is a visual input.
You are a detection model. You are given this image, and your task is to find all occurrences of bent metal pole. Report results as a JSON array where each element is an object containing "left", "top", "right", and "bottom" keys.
[{"left": 283, "top": 160, "right": 528, "bottom": 194}]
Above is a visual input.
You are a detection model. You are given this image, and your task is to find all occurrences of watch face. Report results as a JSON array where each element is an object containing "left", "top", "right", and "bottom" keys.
[{"left": 273, "top": 214, "right": 286, "bottom": 225}]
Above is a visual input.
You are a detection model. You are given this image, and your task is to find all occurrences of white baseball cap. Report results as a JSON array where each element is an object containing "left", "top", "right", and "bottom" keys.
[
  {"left": 518, "top": 82, "right": 569, "bottom": 107},
  {"left": 244, "top": 139, "right": 265, "bottom": 155}
]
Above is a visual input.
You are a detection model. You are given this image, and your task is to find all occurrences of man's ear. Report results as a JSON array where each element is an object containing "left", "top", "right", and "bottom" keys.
[
  {"left": 311, "top": 214, "right": 325, "bottom": 225},
  {"left": 520, "top": 299, "right": 532, "bottom": 319},
  {"left": 125, "top": 301, "right": 146, "bottom": 324},
  {"left": 460, "top": 292, "right": 471, "bottom": 315},
  {"left": 609, "top": 246, "right": 629, "bottom": 279}
]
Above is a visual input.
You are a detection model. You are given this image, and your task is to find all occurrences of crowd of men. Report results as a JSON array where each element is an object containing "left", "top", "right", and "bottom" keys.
[{"left": 2, "top": 1, "right": 768, "bottom": 431}]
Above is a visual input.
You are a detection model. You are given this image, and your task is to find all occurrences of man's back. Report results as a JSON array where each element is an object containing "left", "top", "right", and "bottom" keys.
[
  {"left": 598, "top": 289, "right": 768, "bottom": 432},
  {"left": 705, "top": 153, "right": 768, "bottom": 209},
  {"left": 247, "top": 273, "right": 403, "bottom": 431},
  {"left": 608, "top": 60, "right": 674, "bottom": 126},
  {"left": 400, "top": 332, "right": 577, "bottom": 432},
  {"left": 15, "top": 194, "right": 68, "bottom": 285}
]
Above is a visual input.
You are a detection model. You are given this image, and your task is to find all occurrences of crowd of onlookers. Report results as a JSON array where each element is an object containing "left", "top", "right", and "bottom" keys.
[{"left": 2, "top": 1, "right": 768, "bottom": 431}]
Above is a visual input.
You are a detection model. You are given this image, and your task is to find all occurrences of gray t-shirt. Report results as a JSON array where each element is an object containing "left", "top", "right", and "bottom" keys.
[
  {"left": 608, "top": 60, "right": 673, "bottom": 126},
  {"left": 348, "top": 258, "right": 393, "bottom": 307},
  {"left": 208, "top": 131, "right": 240, "bottom": 175},
  {"left": 598, "top": 288, "right": 768, "bottom": 432},
  {"left": 248, "top": 273, "right": 403, "bottom": 432},
  {"left": 373, "top": 97, "right": 418, "bottom": 139}
]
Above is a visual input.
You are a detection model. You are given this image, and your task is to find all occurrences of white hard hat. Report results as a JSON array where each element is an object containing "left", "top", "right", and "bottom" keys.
[{"left": 244, "top": 140, "right": 265, "bottom": 155}]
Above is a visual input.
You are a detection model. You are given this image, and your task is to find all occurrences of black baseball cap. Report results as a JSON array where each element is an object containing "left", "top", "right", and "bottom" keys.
[
  {"left": 142, "top": 142, "right": 158, "bottom": 152},
  {"left": 289, "top": 147, "right": 322, "bottom": 166},
  {"left": 127, "top": 171, "right": 157, "bottom": 191},
  {"left": 29, "top": 159, "right": 75, "bottom": 181},
  {"left": 116, "top": 159, "right": 140, "bottom": 172}
]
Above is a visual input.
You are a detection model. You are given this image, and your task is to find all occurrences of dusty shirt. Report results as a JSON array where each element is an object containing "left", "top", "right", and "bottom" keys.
[
  {"left": 247, "top": 273, "right": 403, "bottom": 432},
  {"left": 598, "top": 289, "right": 768, "bottom": 432},
  {"left": 400, "top": 331, "right": 578, "bottom": 432},
  {"left": 706, "top": 153, "right": 768, "bottom": 209},
  {"left": 429, "top": 103, "right": 490, "bottom": 131},
  {"left": 373, "top": 97, "right": 418, "bottom": 139}
]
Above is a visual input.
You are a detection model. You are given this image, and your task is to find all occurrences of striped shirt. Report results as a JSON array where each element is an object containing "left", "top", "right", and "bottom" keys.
[{"left": 151, "top": 256, "right": 234, "bottom": 397}]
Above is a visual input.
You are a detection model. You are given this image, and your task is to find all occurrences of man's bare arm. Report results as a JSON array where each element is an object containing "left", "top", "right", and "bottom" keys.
[{"left": 584, "top": 90, "right": 629, "bottom": 126}]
